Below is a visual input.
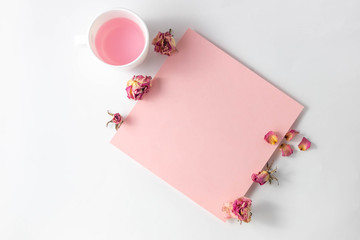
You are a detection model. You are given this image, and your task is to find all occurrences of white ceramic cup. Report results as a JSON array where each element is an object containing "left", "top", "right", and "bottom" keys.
[{"left": 85, "top": 9, "right": 149, "bottom": 70}]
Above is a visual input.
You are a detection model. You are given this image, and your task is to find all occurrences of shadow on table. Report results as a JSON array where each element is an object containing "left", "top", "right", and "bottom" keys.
[{"left": 252, "top": 200, "right": 282, "bottom": 226}]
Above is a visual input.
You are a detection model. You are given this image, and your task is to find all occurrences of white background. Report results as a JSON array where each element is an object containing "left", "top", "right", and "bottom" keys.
[{"left": 1, "top": 0, "right": 359, "bottom": 239}]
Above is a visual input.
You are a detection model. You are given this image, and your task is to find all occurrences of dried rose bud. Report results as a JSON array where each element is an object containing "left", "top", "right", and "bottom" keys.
[
  {"left": 251, "top": 170, "right": 270, "bottom": 185},
  {"left": 251, "top": 162, "right": 279, "bottom": 185},
  {"left": 222, "top": 197, "right": 252, "bottom": 223},
  {"left": 232, "top": 197, "right": 252, "bottom": 223},
  {"left": 152, "top": 29, "right": 177, "bottom": 56},
  {"left": 126, "top": 75, "right": 152, "bottom": 100},
  {"left": 106, "top": 111, "right": 123, "bottom": 130},
  {"left": 112, "top": 113, "right": 122, "bottom": 124}
]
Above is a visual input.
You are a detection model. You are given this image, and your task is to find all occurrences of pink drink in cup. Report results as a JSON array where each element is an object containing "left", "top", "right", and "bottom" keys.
[
  {"left": 95, "top": 18, "right": 145, "bottom": 65},
  {"left": 88, "top": 9, "right": 149, "bottom": 69}
]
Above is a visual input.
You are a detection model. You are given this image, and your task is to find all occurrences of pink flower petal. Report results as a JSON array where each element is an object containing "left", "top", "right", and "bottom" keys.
[
  {"left": 264, "top": 131, "right": 278, "bottom": 145},
  {"left": 285, "top": 129, "right": 299, "bottom": 141},
  {"left": 126, "top": 85, "right": 133, "bottom": 99},
  {"left": 279, "top": 143, "right": 293, "bottom": 156},
  {"left": 298, "top": 137, "right": 311, "bottom": 151}
]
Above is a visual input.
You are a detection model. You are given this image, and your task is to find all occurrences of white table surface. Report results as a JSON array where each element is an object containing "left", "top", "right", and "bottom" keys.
[{"left": 1, "top": 0, "right": 359, "bottom": 239}]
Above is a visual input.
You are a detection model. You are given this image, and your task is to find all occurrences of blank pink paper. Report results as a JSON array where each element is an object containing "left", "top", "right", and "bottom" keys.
[{"left": 111, "top": 28, "right": 303, "bottom": 221}]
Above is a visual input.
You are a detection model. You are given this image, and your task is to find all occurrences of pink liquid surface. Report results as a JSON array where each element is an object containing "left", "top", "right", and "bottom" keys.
[{"left": 95, "top": 18, "right": 145, "bottom": 65}]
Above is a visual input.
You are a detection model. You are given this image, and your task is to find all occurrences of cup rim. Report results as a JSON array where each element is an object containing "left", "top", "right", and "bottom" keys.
[{"left": 88, "top": 8, "right": 149, "bottom": 68}]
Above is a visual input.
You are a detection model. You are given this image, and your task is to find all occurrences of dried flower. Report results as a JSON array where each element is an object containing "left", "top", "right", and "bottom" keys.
[
  {"left": 298, "top": 137, "right": 311, "bottom": 151},
  {"left": 264, "top": 131, "right": 278, "bottom": 145},
  {"left": 251, "top": 171, "right": 270, "bottom": 185},
  {"left": 126, "top": 75, "right": 152, "bottom": 100},
  {"left": 222, "top": 202, "right": 237, "bottom": 219},
  {"left": 285, "top": 129, "right": 299, "bottom": 141},
  {"left": 222, "top": 197, "right": 252, "bottom": 223},
  {"left": 152, "top": 29, "right": 177, "bottom": 56},
  {"left": 251, "top": 162, "right": 279, "bottom": 185},
  {"left": 279, "top": 143, "right": 293, "bottom": 157},
  {"left": 106, "top": 111, "right": 123, "bottom": 130}
]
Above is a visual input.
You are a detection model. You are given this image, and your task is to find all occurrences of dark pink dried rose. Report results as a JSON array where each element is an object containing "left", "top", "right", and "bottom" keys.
[
  {"left": 231, "top": 197, "right": 252, "bottom": 223},
  {"left": 251, "top": 171, "right": 270, "bottom": 185},
  {"left": 251, "top": 162, "right": 279, "bottom": 185},
  {"left": 106, "top": 111, "right": 123, "bottom": 131},
  {"left": 152, "top": 29, "right": 177, "bottom": 56},
  {"left": 126, "top": 75, "right": 152, "bottom": 100},
  {"left": 112, "top": 113, "right": 122, "bottom": 124},
  {"left": 222, "top": 197, "right": 252, "bottom": 223}
]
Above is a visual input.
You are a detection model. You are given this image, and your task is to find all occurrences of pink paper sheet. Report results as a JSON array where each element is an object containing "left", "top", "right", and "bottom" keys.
[{"left": 111, "top": 28, "right": 303, "bottom": 221}]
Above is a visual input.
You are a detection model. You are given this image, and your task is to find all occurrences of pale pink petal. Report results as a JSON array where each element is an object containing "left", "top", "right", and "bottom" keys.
[
  {"left": 285, "top": 129, "right": 299, "bottom": 141},
  {"left": 298, "top": 137, "right": 311, "bottom": 151},
  {"left": 264, "top": 131, "right": 278, "bottom": 145},
  {"left": 152, "top": 29, "right": 177, "bottom": 56},
  {"left": 279, "top": 143, "right": 293, "bottom": 156},
  {"left": 126, "top": 86, "right": 133, "bottom": 99}
]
